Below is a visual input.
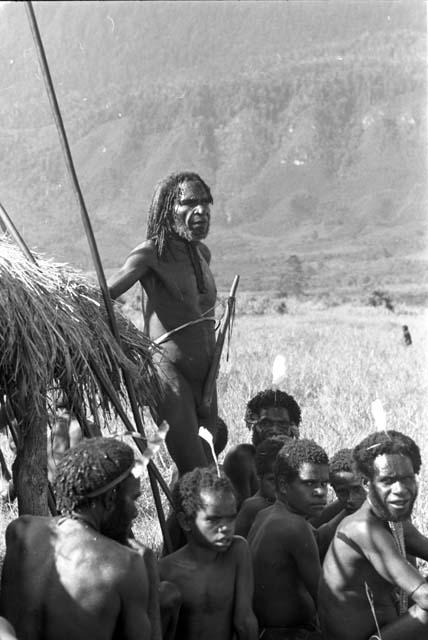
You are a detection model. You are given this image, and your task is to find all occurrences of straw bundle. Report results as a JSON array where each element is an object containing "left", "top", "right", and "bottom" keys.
[{"left": 0, "top": 238, "right": 159, "bottom": 436}]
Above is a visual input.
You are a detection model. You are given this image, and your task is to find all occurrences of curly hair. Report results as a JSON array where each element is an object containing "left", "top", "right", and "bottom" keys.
[
  {"left": 274, "top": 438, "right": 329, "bottom": 487},
  {"left": 255, "top": 436, "right": 292, "bottom": 477},
  {"left": 353, "top": 430, "right": 421, "bottom": 479},
  {"left": 53, "top": 437, "right": 135, "bottom": 513},
  {"left": 329, "top": 448, "right": 355, "bottom": 479},
  {"left": 173, "top": 466, "right": 234, "bottom": 520},
  {"left": 146, "top": 172, "right": 213, "bottom": 258},
  {"left": 245, "top": 389, "right": 301, "bottom": 429}
]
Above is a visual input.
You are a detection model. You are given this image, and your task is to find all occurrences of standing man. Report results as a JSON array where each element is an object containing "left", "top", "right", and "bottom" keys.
[
  {"left": 0, "top": 437, "right": 162, "bottom": 640},
  {"left": 319, "top": 430, "right": 428, "bottom": 640},
  {"left": 108, "top": 172, "right": 218, "bottom": 474}
]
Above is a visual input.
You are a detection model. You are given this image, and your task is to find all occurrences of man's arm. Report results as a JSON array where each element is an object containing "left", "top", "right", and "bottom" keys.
[
  {"left": 119, "top": 552, "right": 157, "bottom": 640},
  {"left": 232, "top": 538, "right": 258, "bottom": 640},
  {"left": 289, "top": 520, "right": 321, "bottom": 604},
  {"left": 107, "top": 244, "right": 152, "bottom": 300},
  {"left": 359, "top": 520, "right": 428, "bottom": 602}
]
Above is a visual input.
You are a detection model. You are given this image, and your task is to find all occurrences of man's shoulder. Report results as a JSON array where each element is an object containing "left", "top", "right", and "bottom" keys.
[
  {"left": 224, "top": 443, "right": 256, "bottom": 463},
  {"left": 6, "top": 515, "right": 52, "bottom": 541}
]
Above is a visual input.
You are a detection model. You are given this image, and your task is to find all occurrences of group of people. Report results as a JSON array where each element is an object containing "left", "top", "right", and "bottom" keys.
[
  {"left": 1, "top": 391, "right": 428, "bottom": 640},
  {"left": 0, "top": 171, "right": 426, "bottom": 639}
]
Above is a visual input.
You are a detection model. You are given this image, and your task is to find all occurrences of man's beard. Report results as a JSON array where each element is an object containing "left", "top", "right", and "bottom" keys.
[
  {"left": 101, "top": 501, "right": 133, "bottom": 544},
  {"left": 172, "top": 215, "right": 209, "bottom": 241},
  {"left": 369, "top": 485, "right": 416, "bottom": 522}
]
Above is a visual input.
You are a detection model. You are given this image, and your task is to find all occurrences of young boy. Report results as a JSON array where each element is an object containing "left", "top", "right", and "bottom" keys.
[
  {"left": 248, "top": 439, "right": 328, "bottom": 639},
  {"left": 159, "top": 467, "right": 258, "bottom": 640},
  {"left": 317, "top": 447, "right": 366, "bottom": 559},
  {"left": 235, "top": 437, "right": 290, "bottom": 538},
  {"left": 223, "top": 389, "right": 301, "bottom": 507}
]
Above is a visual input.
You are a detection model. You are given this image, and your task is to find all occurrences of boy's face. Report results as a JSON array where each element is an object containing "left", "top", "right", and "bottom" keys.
[
  {"left": 259, "top": 471, "right": 276, "bottom": 501},
  {"left": 191, "top": 488, "right": 237, "bottom": 552},
  {"left": 283, "top": 462, "right": 329, "bottom": 518},
  {"left": 332, "top": 471, "right": 366, "bottom": 513}
]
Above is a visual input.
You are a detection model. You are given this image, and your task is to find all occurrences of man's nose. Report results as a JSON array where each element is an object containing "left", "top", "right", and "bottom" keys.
[
  {"left": 314, "top": 485, "right": 327, "bottom": 497},
  {"left": 392, "top": 480, "right": 410, "bottom": 495}
]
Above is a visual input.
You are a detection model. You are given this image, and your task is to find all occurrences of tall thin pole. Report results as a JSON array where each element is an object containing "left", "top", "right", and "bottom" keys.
[{"left": 24, "top": 1, "right": 172, "bottom": 550}]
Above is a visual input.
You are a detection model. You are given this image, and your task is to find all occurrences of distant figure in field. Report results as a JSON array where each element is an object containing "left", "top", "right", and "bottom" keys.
[
  {"left": 108, "top": 172, "right": 218, "bottom": 475},
  {"left": 402, "top": 325, "right": 412, "bottom": 346},
  {"left": 316, "top": 447, "right": 366, "bottom": 559},
  {"left": 235, "top": 436, "right": 289, "bottom": 538},
  {"left": 248, "top": 439, "right": 328, "bottom": 639},
  {"left": 319, "top": 430, "right": 428, "bottom": 640},
  {"left": 223, "top": 389, "right": 301, "bottom": 507},
  {"left": 159, "top": 467, "right": 258, "bottom": 640},
  {"left": 0, "top": 438, "right": 162, "bottom": 640}
]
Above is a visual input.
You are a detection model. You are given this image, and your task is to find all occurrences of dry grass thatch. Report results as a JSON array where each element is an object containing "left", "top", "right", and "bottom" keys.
[{"left": 0, "top": 238, "right": 160, "bottom": 437}]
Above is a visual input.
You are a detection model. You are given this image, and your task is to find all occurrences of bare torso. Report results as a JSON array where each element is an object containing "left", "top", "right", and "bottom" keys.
[
  {"left": 159, "top": 537, "right": 250, "bottom": 640},
  {"left": 248, "top": 502, "right": 318, "bottom": 629},
  {"left": 319, "top": 502, "right": 426, "bottom": 640},
  {"left": 0, "top": 516, "right": 152, "bottom": 640}
]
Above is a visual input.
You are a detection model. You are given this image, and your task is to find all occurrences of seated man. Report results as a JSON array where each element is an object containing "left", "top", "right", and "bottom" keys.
[
  {"left": 317, "top": 447, "right": 366, "bottom": 559},
  {"left": 248, "top": 439, "right": 328, "bottom": 639},
  {"left": 319, "top": 430, "right": 428, "bottom": 640},
  {"left": 159, "top": 466, "right": 258, "bottom": 640},
  {"left": 0, "top": 437, "right": 162, "bottom": 640},
  {"left": 223, "top": 389, "right": 301, "bottom": 507},
  {"left": 235, "top": 436, "right": 289, "bottom": 538}
]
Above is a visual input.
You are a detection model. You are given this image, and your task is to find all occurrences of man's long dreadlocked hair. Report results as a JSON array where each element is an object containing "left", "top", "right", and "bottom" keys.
[{"left": 146, "top": 172, "right": 213, "bottom": 258}]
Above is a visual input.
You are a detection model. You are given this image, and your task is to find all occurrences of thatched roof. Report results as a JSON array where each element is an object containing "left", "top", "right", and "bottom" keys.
[{"left": 0, "top": 238, "right": 159, "bottom": 436}]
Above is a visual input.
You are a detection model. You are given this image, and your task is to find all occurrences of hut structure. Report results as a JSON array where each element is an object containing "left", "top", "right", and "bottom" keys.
[{"left": 0, "top": 238, "right": 159, "bottom": 515}]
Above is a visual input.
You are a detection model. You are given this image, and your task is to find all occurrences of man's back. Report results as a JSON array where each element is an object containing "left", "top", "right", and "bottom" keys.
[
  {"left": 248, "top": 502, "right": 318, "bottom": 629},
  {"left": 0, "top": 516, "right": 151, "bottom": 640}
]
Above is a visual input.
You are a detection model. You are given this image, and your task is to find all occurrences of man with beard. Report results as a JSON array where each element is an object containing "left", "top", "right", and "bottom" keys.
[
  {"left": 108, "top": 172, "right": 217, "bottom": 474},
  {"left": 223, "top": 389, "right": 301, "bottom": 508},
  {"left": 318, "top": 430, "right": 428, "bottom": 640},
  {"left": 0, "top": 438, "right": 162, "bottom": 640}
]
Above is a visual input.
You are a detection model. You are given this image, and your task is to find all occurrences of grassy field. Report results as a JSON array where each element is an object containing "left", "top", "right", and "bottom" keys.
[{"left": 1, "top": 301, "right": 427, "bottom": 560}]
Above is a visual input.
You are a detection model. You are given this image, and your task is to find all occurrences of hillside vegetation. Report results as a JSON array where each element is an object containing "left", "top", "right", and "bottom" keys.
[{"left": 0, "top": 1, "right": 426, "bottom": 301}]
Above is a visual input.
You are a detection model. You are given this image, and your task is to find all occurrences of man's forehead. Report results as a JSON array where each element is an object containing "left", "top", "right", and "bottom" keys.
[
  {"left": 373, "top": 453, "right": 415, "bottom": 477},
  {"left": 332, "top": 471, "right": 362, "bottom": 488},
  {"left": 259, "top": 406, "right": 290, "bottom": 421},
  {"left": 177, "top": 180, "right": 209, "bottom": 199},
  {"left": 298, "top": 462, "right": 329, "bottom": 481}
]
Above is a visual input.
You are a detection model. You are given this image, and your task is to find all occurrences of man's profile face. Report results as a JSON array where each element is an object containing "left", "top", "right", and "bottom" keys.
[
  {"left": 332, "top": 471, "right": 366, "bottom": 514},
  {"left": 283, "top": 462, "right": 329, "bottom": 518},
  {"left": 253, "top": 406, "right": 296, "bottom": 441},
  {"left": 102, "top": 475, "right": 141, "bottom": 543},
  {"left": 191, "top": 488, "right": 237, "bottom": 552},
  {"left": 368, "top": 453, "right": 417, "bottom": 522},
  {"left": 173, "top": 180, "right": 211, "bottom": 241}
]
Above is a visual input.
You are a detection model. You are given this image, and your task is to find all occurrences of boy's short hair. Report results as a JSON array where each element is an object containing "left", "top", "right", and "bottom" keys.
[
  {"left": 173, "top": 466, "right": 234, "bottom": 520},
  {"left": 329, "top": 448, "right": 355, "bottom": 481},
  {"left": 353, "top": 430, "right": 421, "bottom": 479},
  {"left": 245, "top": 389, "right": 301, "bottom": 428},
  {"left": 255, "top": 436, "right": 291, "bottom": 477},
  {"left": 274, "top": 438, "right": 329, "bottom": 487}
]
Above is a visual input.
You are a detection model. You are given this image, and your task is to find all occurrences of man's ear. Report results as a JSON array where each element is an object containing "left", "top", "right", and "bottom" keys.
[
  {"left": 176, "top": 511, "right": 192, "bottom": 532},
  {"left": 102, "top": 488, "right": 118, "bottom": 512},
  {"left": 276, "top": 477, "right": 287, "bottom": 496},
  {"left": 361, "top": 476, "right": 370, "bottom": 492}
]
